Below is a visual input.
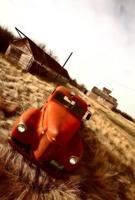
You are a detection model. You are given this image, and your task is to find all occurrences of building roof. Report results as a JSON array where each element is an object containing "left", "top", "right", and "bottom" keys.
[{"left": 12, "top": 38, "right": 71, "bottom": 80}]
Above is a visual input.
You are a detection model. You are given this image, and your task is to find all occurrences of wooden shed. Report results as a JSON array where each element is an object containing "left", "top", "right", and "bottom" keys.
[
  {"left": 5, "top": 38, "right": 71, "bottom": 82},
  {"left": 89, "top": 86, "right": 118, "bottom": 109}
]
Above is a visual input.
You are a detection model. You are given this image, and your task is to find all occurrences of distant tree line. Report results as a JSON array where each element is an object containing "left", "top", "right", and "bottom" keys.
[
  {"left": 0, "top": 26, "right": 16, "bottom": 53},
  {"left": 112, "top": 107, "right": 135, "bottom": 122}
]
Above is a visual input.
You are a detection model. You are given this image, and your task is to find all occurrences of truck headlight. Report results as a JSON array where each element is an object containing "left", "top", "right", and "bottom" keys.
[
  {"left": 17, "top": 123, "right": 26, "bottom": 133},
  {"left": 69, "top": 156, "right": 79, "bottom": 165}
]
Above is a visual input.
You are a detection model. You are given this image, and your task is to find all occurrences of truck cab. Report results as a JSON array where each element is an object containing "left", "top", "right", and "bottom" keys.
[{"left": 9, "top": 86, "right": 91, "bottom": 171}]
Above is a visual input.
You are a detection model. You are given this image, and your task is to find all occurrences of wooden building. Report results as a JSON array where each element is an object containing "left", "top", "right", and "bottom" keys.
[
  {"left": 5, "top": 38, "right": 71, "bottom": 82},
  {"left": 89, "top": 86, "right": 118, "bottom": 109}
]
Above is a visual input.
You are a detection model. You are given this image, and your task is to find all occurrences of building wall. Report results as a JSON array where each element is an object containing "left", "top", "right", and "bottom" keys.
[
  {"left": 89, "top": 92, "right": 115, "bottom": 109},
  {"left": 29, "top": 61, "right": 68, "bottom": 84},
  {"left": 29, "top": 61, "right": 47, "bottom": 76},
  {"left": 12, "top": 39, "right": 32, "bottom": 55},
  {"left": 19, "top": 53, "right": 33, "bottom": 70},
  {"left": 5, "top": 45, "right": 22, "bottom": 63},
  {"left": 43, "top": 65, "right": 69, "bottom": 84},
  {"left": 5, "top": 44, "right": 33, "bottom": 70}
]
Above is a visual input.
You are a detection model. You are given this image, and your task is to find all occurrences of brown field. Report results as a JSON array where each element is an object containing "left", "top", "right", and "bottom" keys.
[{"left": 0, "top": 55, "right": 135, "bottom": 199}]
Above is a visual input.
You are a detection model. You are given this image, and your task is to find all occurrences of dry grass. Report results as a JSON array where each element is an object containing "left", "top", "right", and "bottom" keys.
[
  {"left": 0, "top": 56, "right": 135, "bottom": 199},
  {"left": 0, "top": 143, "right": 81, "bottom": 200},
  {"left": 1, "top": 127, "right": 135, "bottom": 200}
]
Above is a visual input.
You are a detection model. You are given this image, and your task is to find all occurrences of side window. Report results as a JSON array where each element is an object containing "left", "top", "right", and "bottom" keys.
[
  {"left": 54, "top": 92, "right": 75, "bottom": 107},
  {"left": 54, "top": 92, "right": 86, "bottom": 118}
]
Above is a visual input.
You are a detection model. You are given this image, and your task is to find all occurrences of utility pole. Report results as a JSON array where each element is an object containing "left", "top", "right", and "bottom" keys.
[{"left": 62, "top": 52, "right": 73, "bottom": 68}]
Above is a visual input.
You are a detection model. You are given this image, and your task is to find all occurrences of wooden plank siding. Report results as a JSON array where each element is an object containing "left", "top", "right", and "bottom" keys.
[{"left": 5, "top": 43, "right": 33, "bottom": 70}]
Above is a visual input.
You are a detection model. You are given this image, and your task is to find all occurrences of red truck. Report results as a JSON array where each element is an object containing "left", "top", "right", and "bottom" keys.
[{"left": 9, "top": 86, "right": 91, "bottom": 171}]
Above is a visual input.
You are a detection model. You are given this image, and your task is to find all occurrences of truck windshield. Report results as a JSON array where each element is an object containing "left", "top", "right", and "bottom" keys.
[{"left": 54, "top": 92, "right": 86, "bottom": 118}]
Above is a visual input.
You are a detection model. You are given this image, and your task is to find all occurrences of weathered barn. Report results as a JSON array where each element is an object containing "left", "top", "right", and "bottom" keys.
[
  {"left": 89, "top": 86, "right": 118, "bottom": 109},
  {"left": 5, "top": 38, "right": 71, "bottom": 82}
]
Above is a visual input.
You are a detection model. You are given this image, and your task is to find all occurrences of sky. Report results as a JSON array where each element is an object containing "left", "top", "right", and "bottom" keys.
[{"left": 0, "top": 0, "right": 135, "bottom": 117}]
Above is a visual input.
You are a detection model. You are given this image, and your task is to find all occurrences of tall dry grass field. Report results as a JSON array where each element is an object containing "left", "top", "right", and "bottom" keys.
[{"left": 0, "top": 56, "right": 135, "bottom": 199}]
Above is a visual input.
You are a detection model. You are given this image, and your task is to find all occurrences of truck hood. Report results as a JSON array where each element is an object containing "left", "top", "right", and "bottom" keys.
[{"left": 42, "top": 101, "right": 81, "bottom": 146}]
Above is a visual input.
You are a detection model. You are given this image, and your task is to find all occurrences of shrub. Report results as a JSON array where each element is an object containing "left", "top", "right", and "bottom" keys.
[{"left": 0, "top": 26, "right": 16, "bottom": 53}]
